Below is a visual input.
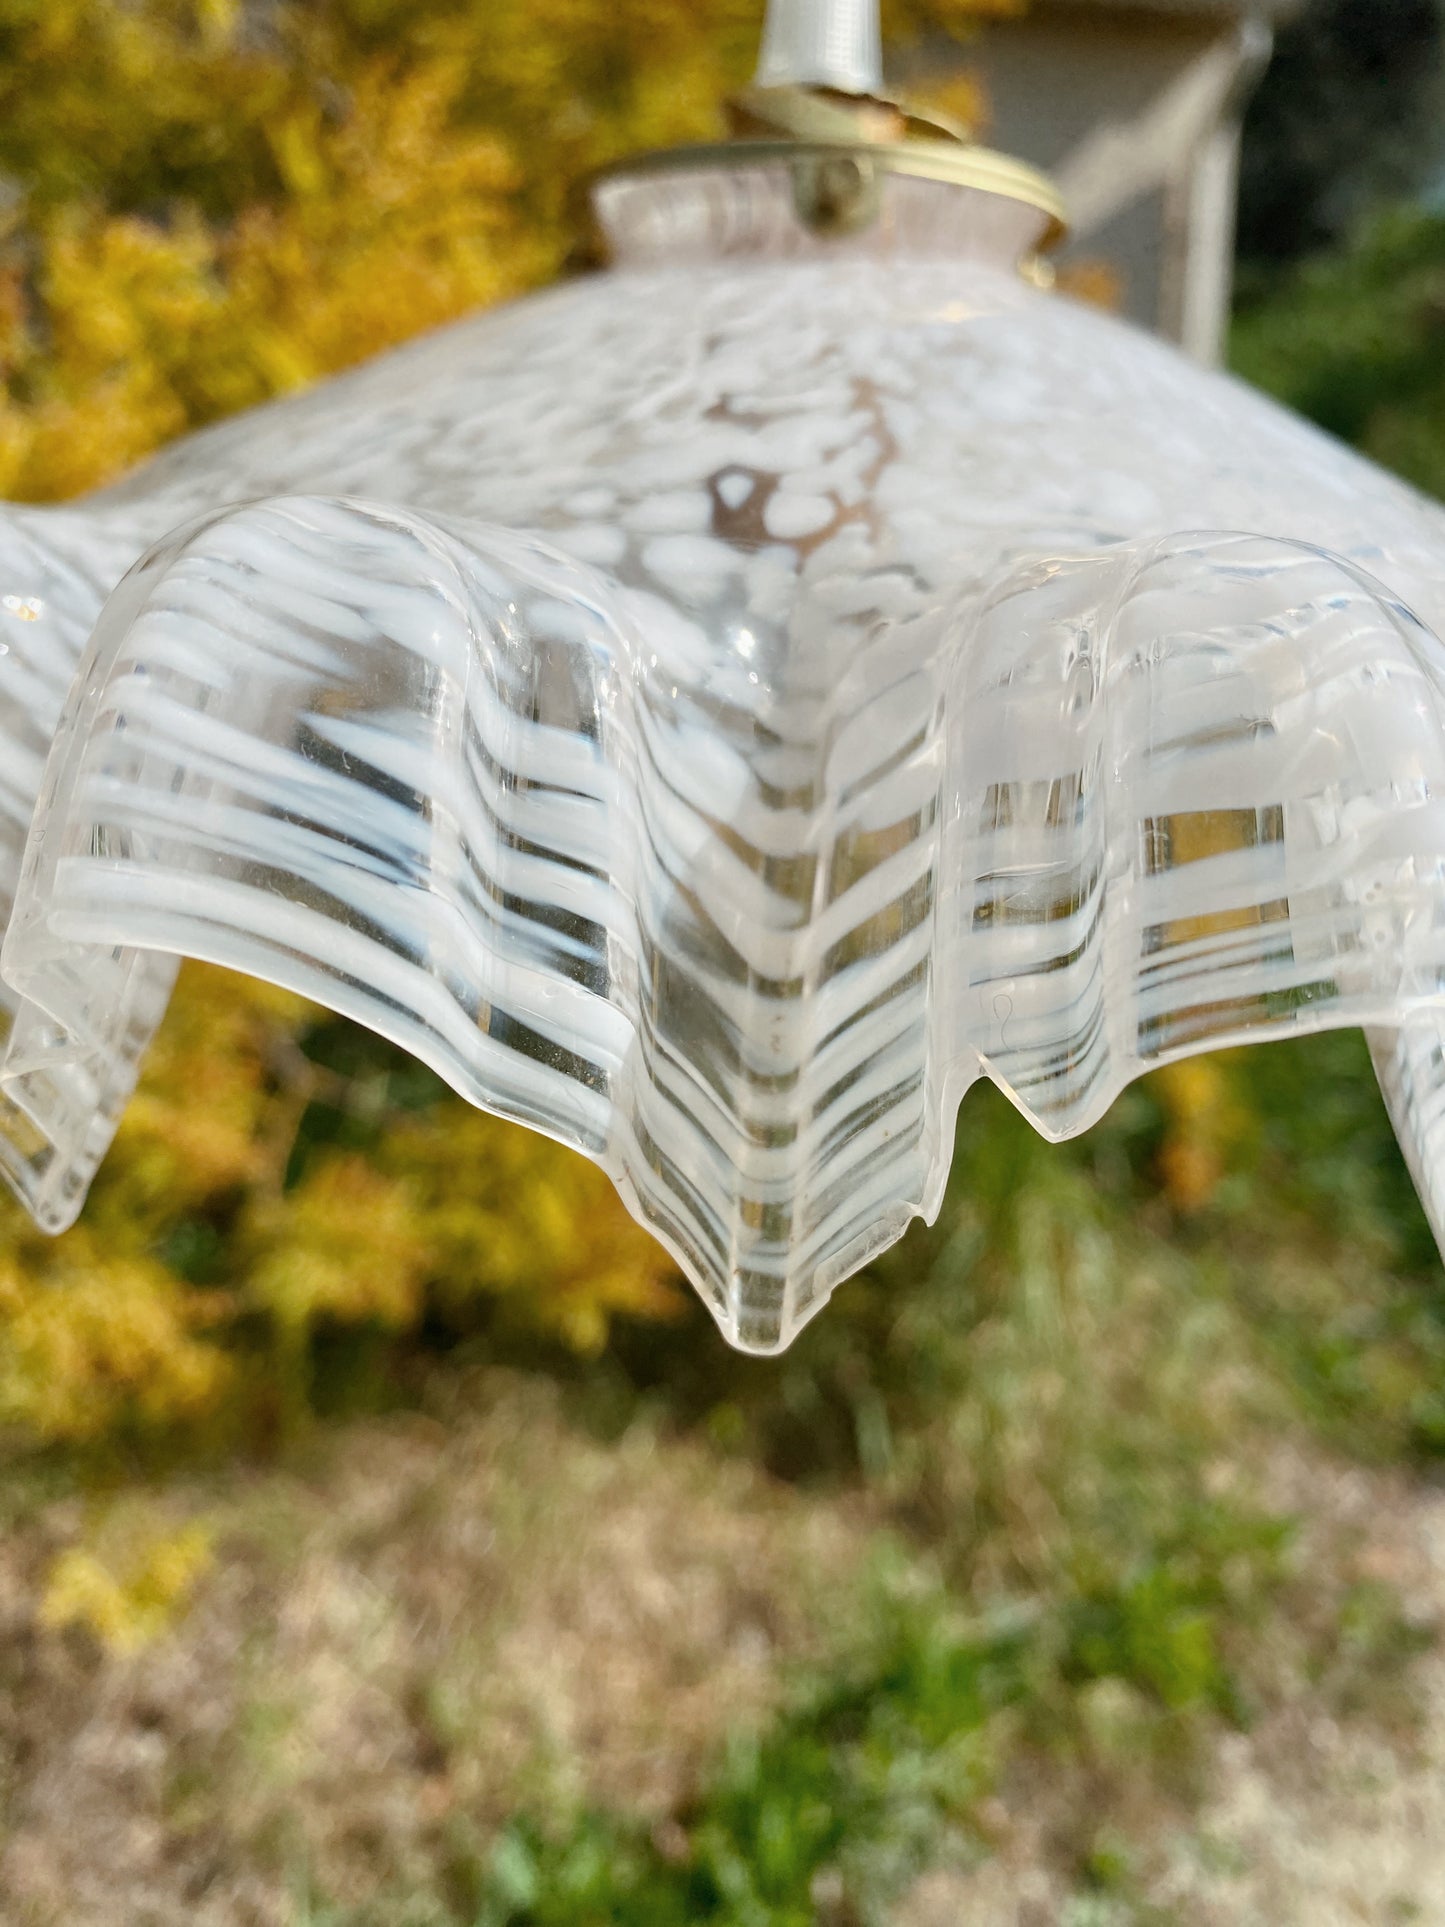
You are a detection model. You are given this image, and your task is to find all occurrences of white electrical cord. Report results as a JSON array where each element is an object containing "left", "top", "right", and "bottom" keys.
[{"left": 754, "top": 0, "right": 883, "bottom": 95}]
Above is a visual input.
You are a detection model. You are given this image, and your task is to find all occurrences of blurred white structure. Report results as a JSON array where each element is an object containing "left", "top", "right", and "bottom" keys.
[{"left": 958, "top": 0, "right": 1302, "bottom": 361}]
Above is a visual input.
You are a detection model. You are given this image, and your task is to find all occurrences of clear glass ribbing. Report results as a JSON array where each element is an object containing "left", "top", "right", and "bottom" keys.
[{"left": 3, "top": 177, "right": 1445, "bottom": 1350}]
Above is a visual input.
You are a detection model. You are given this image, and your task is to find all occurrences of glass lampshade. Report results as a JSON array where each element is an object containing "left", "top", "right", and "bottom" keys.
[{"left": 2, "top": 155, "right": 1445, "bottom": 1352}]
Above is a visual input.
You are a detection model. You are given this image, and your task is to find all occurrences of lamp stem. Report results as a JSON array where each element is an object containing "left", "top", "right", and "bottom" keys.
[{"left": 754, "top": 0, "right": 883, "bottom": 95}]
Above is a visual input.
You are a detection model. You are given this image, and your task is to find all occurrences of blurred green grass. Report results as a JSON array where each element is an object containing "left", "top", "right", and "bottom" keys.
[{"left": 244, "top": 1025, "right": 1445, "bottom": 1923}]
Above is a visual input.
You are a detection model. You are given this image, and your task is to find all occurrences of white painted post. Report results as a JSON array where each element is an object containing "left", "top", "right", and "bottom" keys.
[{"left": 1165, "top": 122, "right": 1245, "bottom": 367}]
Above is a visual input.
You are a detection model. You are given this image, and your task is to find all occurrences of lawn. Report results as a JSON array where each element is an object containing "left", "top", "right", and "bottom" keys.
[{"left": 6, "top": 1015, "right": 1445, "bottom": 1923}]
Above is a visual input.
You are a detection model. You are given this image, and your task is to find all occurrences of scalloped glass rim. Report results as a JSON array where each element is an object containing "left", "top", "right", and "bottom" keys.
[{"left": 2, "top": 176, "right": 1445, "bottom": 1351}]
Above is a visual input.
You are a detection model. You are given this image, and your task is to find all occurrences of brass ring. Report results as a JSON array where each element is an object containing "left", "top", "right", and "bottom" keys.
[{"left": 592, "top": 137, "right": 1067, "bottom": 249}]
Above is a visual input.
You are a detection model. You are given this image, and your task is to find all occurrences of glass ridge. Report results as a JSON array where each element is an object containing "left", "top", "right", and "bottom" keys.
[{"left": 3, "top": 168, "right": 1445, "bottom": 1350}]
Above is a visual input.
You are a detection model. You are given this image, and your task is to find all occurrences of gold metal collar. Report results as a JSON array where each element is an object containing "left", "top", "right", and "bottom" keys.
[{"left": 591, "top": 82, "right": 1066, "bottom": 248}]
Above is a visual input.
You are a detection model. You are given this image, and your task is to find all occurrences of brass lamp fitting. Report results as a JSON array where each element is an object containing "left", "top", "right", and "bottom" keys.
[{"left": 589, "top": 77, "right": 1066, "bottom": 251}]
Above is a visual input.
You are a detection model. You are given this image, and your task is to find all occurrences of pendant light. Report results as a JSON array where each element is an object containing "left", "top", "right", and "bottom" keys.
[{"left": 3, "top": 0, "right": 1445, "bottom": 1353}]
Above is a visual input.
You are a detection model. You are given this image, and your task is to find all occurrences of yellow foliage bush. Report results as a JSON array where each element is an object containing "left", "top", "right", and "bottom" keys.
[
  {"left": 0, "top": 964, "right": 684, "bottom": 1444},
  {"left": 0, "top": 0, "right": 1009, "bottom": 1444},
  {"left": 40, "top": 1516, "right": 214, "bottom": 1653},
  {"left": 381, "top": 1104, "right": 687, "bottom": 1353},
  {"left": 0, "top": 1226, "right": 231, "bottom": 1441},
  {"left": 1153, "top": 1054, "right": 1249, "bottom": 1215},
  {"left": 0, "top": 0, "right": 1017, "bottom": 501}
]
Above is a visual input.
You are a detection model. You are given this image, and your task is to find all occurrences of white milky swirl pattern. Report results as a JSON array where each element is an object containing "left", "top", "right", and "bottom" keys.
[{"left": 2, "top": 174, "right": 1445, "bottom": 1349}]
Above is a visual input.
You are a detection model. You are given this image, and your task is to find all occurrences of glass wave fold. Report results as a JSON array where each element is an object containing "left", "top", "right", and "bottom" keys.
[{"left": 2, "top": 168, "right": 1445, "bottom": 1351}]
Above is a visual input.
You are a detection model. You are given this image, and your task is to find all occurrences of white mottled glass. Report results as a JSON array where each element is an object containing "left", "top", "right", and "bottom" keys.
[{"left": 4, "top": 162, "right": 1445, "bottom": 1351}]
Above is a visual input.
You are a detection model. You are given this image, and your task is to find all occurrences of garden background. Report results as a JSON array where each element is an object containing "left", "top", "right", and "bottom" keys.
[{"left": 3, "top": 1, "right": 1445, "bottom": 1922}]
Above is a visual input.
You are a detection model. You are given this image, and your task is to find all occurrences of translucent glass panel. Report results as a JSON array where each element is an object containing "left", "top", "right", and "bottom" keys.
[{"left": 3, "top": 174, "right": 1445, "bottom": 1348}]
